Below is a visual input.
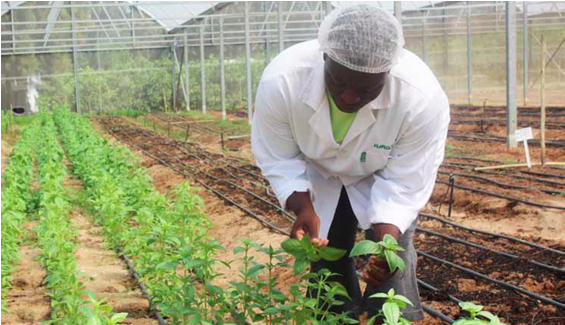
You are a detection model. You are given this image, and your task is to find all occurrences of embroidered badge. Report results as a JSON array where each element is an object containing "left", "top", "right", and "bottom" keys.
[{"left": 360, "top": 152, "right": 366, "bottom": 162}]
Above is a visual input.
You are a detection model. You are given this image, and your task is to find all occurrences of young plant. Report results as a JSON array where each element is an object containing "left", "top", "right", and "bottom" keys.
[
  {"left": 367, "top": 289, "right": 414, "bottom": 325},
  {"left": 453, "top": 302, "right": 507, "bottom": 325},
  {"left": 281, "top": 234, "right": 347, "bottom": 275},
  {"left": 349, "top": 234, "right": 406, "bottom": 274}
]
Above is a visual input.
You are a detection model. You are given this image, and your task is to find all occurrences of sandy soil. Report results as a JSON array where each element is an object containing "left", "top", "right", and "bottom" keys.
[{"left": 2, "top": 221, "right": 51, "bottom": 325}]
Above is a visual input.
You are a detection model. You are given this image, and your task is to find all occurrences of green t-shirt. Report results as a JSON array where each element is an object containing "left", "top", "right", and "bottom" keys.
[{"left": 328, "top": 93, "right": 358, "bottom": 144}]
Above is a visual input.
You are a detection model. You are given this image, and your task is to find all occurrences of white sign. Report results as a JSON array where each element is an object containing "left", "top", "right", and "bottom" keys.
[
  {"left": 515, "top": 127, "right": 533, "bottom": 142},
  {"left": 515, "top": 127, "right": 533, "bottom": 168}
]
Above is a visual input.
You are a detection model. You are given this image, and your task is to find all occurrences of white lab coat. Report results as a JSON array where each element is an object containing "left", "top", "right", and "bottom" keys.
[{"left": 251, "top": 40, "right": 450, "bottom": 239}]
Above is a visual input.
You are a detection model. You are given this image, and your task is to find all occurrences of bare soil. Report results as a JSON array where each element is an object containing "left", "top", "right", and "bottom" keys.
[{"left": 2, "top": 222, "right": 51, "bottom": 325}]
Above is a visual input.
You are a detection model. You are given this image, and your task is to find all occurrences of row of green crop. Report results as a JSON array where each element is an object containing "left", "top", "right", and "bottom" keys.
[
  {"left": 53, "top": 107, "right": 506, "bottom": 324},
  {"left": 1, "top": 118, "right": 40, "bottom": 312},
  {"left": 33, "top": 112, "right": 126, "bottom": 324}
]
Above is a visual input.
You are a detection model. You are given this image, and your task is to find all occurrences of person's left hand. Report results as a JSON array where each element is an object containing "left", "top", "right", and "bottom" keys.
[{"left": 362, "top": 223, "right": 401, "bottom": 287}]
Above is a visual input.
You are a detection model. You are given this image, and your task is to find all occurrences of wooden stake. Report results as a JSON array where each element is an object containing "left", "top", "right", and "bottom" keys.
[
  {"left": 474, "top": 162, "right": 565, "bottom": 171},
  {"left": 540, "top": 35, "right": 546, "bottom": 166}
]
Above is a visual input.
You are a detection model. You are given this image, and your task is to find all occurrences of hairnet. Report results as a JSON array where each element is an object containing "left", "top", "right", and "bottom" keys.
[{"left": 318, "top": 4, "right": 405, "bottom": 74}]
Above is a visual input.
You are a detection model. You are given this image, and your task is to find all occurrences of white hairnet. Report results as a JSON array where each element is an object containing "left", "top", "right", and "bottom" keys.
[{"left": 318, "top": 4, "right": 405, "bottom": 74}]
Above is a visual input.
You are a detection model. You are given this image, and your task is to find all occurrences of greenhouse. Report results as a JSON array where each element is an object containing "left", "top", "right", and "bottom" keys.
[{"left": 1, "top": 1, "right": 565, "bottom": 324}]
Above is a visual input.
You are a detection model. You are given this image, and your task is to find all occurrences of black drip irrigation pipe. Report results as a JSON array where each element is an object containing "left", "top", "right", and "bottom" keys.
[
  {"left": 419, "top": 213, "right": 565, "bottom": 257},
  {"left": 118, "top": 249, "right": 167, "bottom": 325},
  {"left": 435, "top": 179, "right": 565, "bottom": 210},
  {"left": 417, "top": 250, "right": 565, "bottom": 309},
  {"left": 416, "top": 228, "right": 564, "bottom": 274},
  {"left": 437, "top": 171, "right": 562, "bottom": 195},
  {"left": 522, "top": 170, "right": 565, "bottom": 180},
  {"left": 441, "top": 163, "right": 565, "bottom": 187},
  {"left": 447, "top": 133, "right": 565, "bottom": 147},
  {"left": 418, "top": 279, "right": 462, "bottom": 304}
]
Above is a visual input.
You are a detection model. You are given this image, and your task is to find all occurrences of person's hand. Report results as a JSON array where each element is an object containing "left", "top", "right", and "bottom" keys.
[
  {"left": 362, "top": 255, "right": 394, "bottom": 287},
  {"left": 290, "top": 210, "right": 328, "bottom": 247},
  {"left": 361, "top": 223, "right": 402, "bottom": 286}
]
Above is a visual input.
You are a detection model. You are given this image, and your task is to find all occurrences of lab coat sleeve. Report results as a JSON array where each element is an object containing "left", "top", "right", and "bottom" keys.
[
  {"left": 251, "top": 77, "right": 313, "bottom": 210},
  {"left": 368, "top": 92, "right": 450, "bottom": 233}
]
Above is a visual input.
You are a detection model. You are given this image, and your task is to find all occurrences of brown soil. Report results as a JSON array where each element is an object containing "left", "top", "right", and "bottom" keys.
[
  {"left": 72, "top": 208, "right": 157, "bottom": 324},
  {"left": 2, "top": 222, "right": 51, "bottom": 325}
]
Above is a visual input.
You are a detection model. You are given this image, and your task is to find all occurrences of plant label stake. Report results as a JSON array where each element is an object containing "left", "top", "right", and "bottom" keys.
[
  {"left": 515, "top": 127, "right": 533, "bottom": 168},
  {"left": 448, "top": 174, "right": 455, "bottom": 219}
]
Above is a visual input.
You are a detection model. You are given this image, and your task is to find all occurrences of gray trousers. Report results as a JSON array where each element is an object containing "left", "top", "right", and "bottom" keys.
[{"left": 310, "top": 187, "right": 424, "bottom": 321}]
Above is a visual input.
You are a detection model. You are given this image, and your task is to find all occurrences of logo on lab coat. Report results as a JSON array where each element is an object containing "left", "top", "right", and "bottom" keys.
[
  {"left": 374, "top": 144, "right": 391, "bottom": 150},
  {"left": 360, "top": 152, "right": 366, "bottom": 162}
]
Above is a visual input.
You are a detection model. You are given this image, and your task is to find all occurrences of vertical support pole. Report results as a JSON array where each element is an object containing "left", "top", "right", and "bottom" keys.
[
  {"left": 71, "top": 2, "right": 80, "bottom": 113},
  {"left": 540, "top": 35, "right": 546, "bottom": 166},
  {"left": 131, "top": 5, "right": 135, "bottom": 48},
  {"left": 245, "top": 1, "right": 253, "bottom": 125},
  {"left": 394, "top": 2, "right": 402, "bottom": 21},
  {"left": 219, "top": 17, "right": 226, "bottom": 120},
  {"left": 200, "top": 24, "right": 207, "bottom": 114},
  {"left": 184, "top": 32, "right": 190, "bottom": 111},
  {"left": 97, "top": 30, "right": 102, "bottom": 113},
  {"left": 522, "top": 2, "right": 528, "bottom": 106},
  {"left": 278, "top": 2, "right": 284, "bottom": 53},
  {"left": 10, "top": 5, "right": 15, "bottom": 51},
  {"left": 171, "top": 46, "right": 176, "bottom": 111},
  {"left": 443, "top": 9, "right": 449, "bottom": 79},
  {"left": 220, "top": 132, "right": 225, "bottom": 151},
  {"left": 467, "top": 2, "right": 472, "bottom": 106},
  {"left": 184, "top": 124, "right": 190, "bottom": 142},
  {"left": 448, "top": 174, "right": 455, "bottom": 219},
  {"left": 506, "top": 2, "right": 517, "bottom": 148}
]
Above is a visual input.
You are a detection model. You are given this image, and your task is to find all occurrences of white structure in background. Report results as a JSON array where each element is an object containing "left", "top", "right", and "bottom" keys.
[{"left": 26, "top": 73, "right": 41, "bottom": 113}]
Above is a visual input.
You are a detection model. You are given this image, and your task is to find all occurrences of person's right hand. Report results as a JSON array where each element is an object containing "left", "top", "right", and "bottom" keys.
[{"left": 290, "top": 210, "right": 328, "bottom": 247}]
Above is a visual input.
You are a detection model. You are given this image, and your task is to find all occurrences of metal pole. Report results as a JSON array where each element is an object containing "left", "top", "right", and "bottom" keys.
[
  {"left": 131, "top": 4, "right": 135, "bottom": 48},
  {"left": 200, "top": 24, "right": 206, "bottom": 114},
  {"left": 97, "top": 30, "right": 102, "bottom": 113},
  {"left": 443, "top": 9, "right": 449, "bottom": 79},
  {"left": 184, "top": 32, "right": 190, "bottom": 111},
  {"left": 394, "top": 2, "right": 402, "bottom": 21},
  {"left": 448, "top": 174, "right": 455, "bottom": 219},
  {"left": 522, "top": 2, "right": 528, "bottom": 106},
  {"left": 171, "top": 46, "right": 176, "bottom": 111},
  {"left": 467, "top": 2, "right": 472, "bottom": 106},
  {"left": 71, "top": 2, "right": 80, "bottom": 113},
  {"left": 278, "top": 2, "right": 284, "bottom": 53},
  {"left": 506, "top": 2, "right": 517, "bottom": 148},
  {"left": 219, "top": 17, "right": 226, "bottom": 120},
  {"left": 540, "top": 35, "right": 546, "bottom": 165},
  {"left": 245, "top": 1, "right": 253, "bottom": 125}
]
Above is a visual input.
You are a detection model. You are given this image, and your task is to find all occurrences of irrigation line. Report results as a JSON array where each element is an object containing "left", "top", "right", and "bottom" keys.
[
  {"left": 435, "top": 180, "right": 565, "bottom": 210},
  {"left": 118, "top": 249, "right": 167, "bottom": 325},
  {"left": 437, "top": 171, "right": 562, "bottom": 195},
  {"left": 418, "top": 279, "right": 462, "bottom": 304},
  {"left": 522, "top": 170, "right": 565, "bottom": 180},
  {"left": 419, "top": 213, "right": 565, "bottom": 256},
  {"left": 447, "top": 134, "right": 565, "bottom": 147},
  {"left": 417, "top": 250, "right": 565, "bottom": 309},
  {"left": 416, "top": 228, "right": 564, "bottom": 274}
]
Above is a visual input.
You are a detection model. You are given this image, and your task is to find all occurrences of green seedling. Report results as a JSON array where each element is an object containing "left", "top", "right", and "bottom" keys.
[
  {"left": 367, "top": 289, "right": 414, "bottom": 325},
  {"left": 281, "top": 234, "right": 347, "bottom": 275},
  {"left": 349, "top": 234, "right": 406, "bottom": 274},
  {"left": 453, "top": 302, "right": 507, "bottom": 325}
]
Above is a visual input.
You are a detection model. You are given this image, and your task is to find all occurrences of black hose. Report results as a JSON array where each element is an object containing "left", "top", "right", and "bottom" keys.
[
  {"left": 417, "top": 250, "right": 565, "bottom": 309},
  {"left": 416, "top": 227, "right": 564, "bottom": 274},
  {"left": 435, "top": 180, "right": 565, "bottom": 210},
  {"left": 419, "top": 213, "right": 564, "bottom": 256}
]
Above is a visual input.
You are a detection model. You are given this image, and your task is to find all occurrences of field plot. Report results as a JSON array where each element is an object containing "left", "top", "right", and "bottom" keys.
[{"left": 93, "top": 110, "right": 565, "bottom": 324}]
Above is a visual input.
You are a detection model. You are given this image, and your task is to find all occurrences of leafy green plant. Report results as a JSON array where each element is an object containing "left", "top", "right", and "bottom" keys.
[
  {"left": 349, "top": 234, "right": 406, "bottom": 274},
  {"left": 453, "top": 302, "right": 506, "bottom": 325},
  {"left": 281, "top": 234, "right": 347, "bottom": 275},
  {"left": 367, "top": 289, "right": 413, "bottom": 325}
]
